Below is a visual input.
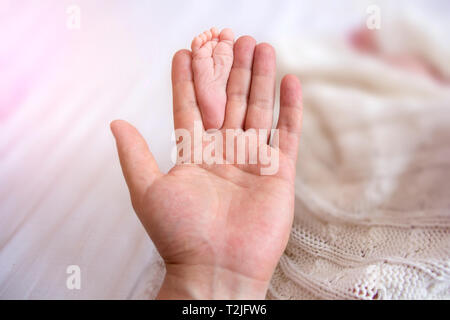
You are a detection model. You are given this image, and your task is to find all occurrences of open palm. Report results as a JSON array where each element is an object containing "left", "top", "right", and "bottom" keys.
[{"left": 111, "top": 36, "right": 302, "bottom": 299}]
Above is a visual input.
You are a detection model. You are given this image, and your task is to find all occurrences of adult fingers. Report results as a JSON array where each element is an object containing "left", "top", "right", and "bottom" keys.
[
  {"left": 172, "top": 49, "right": 203, "bottom": 133},
  {"left": 276, "top": 75, "right": 302, "bottom": 163},
  {"left": 111, "top": 120, "right": 162, "bottom": 210},
  {"left": 223, "top": 36, "right": 256, "bottom": 129},
  {"left": 244, "top": 43, "right": 276, "bottom": 133}
]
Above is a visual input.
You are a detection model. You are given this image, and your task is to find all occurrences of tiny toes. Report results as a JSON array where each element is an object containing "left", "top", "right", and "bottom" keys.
[{"left": 191, "top": 29, "right": 218, "bottom": 52}]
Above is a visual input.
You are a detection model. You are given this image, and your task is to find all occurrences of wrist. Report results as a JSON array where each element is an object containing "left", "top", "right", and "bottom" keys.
[{"left": 156, "top": 264, "right": 269, "bottom": 300}]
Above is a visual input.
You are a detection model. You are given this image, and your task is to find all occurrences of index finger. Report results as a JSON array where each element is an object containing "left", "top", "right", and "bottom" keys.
[{"left": 172, "top": 49, "right": 203, "bottom": 133}]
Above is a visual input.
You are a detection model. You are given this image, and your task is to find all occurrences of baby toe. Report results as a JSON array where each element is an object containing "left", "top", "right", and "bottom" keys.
[
  {"left": 210, "top": 27, "right": 219, "bottom": 40},
  {"left": 191, "top": 36, "right": 203, "bottom": 51},
  {"left": 219, "top": 28, "right": 234, "bottom": 42},
  {"left": 204, "top": 29, "right": 212, "bottom": 41},
  {"left": 201, "top": 32, "right": 209, "bottom": 42}
]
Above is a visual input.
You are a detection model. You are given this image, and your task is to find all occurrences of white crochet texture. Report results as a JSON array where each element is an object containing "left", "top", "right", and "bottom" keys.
[{"left": 267, "top": 16, "right": 450, "bottom": 300}]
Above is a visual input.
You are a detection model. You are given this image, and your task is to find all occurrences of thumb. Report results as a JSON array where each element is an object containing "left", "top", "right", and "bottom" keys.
[{"left": 110, "top": 120, "right": 162, "bottom": 209}]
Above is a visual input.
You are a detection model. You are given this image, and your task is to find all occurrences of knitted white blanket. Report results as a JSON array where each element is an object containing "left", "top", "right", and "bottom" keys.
[{"left": 267, "top": 18, "right": 450, "bottom": 300}]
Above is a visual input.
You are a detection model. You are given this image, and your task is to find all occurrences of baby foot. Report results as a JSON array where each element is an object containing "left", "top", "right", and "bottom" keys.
[{"left": 191, "top": 27, "right": 234, "bottom": 129}]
